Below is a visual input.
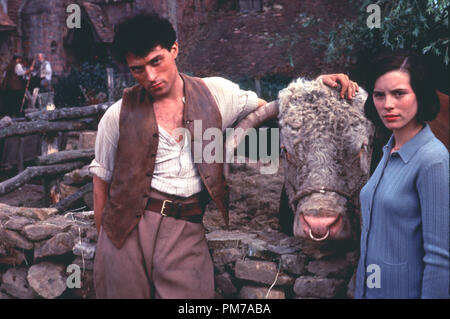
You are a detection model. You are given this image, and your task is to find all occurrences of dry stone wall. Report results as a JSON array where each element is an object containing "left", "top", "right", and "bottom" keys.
[
  {"left": 0, "top": 204, "right": 358, "bottom": 299},
  {"left": 0, "top": 158, "right": 358, "bottom": 299}
]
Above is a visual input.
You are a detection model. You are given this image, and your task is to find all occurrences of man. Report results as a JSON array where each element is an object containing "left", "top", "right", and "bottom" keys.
[
  {"left": 89, "top": 13, "right": 357, "bottom": 299},
  {"left": 36, "top": 53, "right": 52, "bottom": 92},
  {"left": 0, "top": 54, "right": 32, "bottom": 117}
]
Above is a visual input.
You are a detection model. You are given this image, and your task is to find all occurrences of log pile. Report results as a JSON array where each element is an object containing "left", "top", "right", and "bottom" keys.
[{"left": 0, "top": 102, "right": 108, "bottom": 211}]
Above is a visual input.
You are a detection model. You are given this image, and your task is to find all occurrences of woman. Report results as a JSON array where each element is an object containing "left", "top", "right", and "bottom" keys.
[{"left": 355, "top": 51, "right": 449, "bottom": 298}]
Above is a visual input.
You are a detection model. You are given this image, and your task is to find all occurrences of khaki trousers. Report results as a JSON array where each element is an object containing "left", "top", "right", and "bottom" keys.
[{"left": 93, "top": 192, "right": 214, "bottom": 299}]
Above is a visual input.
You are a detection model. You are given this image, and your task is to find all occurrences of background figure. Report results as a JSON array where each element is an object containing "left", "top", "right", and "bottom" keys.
[
  {"left": 37, "top": 53, "right": 52, "bottom": 92},
  {"left": 355, "top": 51, "right": 449, "bottom": 299},
  {"left": 0, "top": 54, "right": 32, "bottom": 117}
]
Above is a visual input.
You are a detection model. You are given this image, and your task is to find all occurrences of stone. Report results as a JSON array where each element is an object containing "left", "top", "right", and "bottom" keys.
[
  {"left": 63, "top": 165, "right": 92, "bottom": 186},
  {"left": 0, "top": 291, "right": 12, "bottom": 299},
  {"left": 0, "top": 211, "right": 10, "bottom": 222},
  {"left": 23, "top": 223, "right": 63, "bottom": 241},
  {"left": 241, "top": 237, "right": 271, "bottom": 260},
  {"left": 78, "top": 131, "right": 97, "bottom": 149},
  {"left": 206, "top": 230, "right": 257, "bottom": 250},
  {"left": 306, "top": 259, "right": 352, "bottom": 278},
  {"left": 239, "top": 286, "right": 285, "bottom": 299},
  {"left": 0, "top": 268, "right": 35, "bottom": 299},
  {"left": 4, "top": 216, "right": 33, "bottom": 231},
  {"left": 234, "top": 260, "right": 293, "bottom": 286},
  {"left": 0, "top": 227, "right": 34, "bottom": 250},
  {"left": 58, "top": 182, "right": 80, "bottom": 200},
  {"left": 71, "top": 270, "right": 96, "bottom": 299},
  {"left": 72, "top": 241, "right": 96, "bottom": 259},
  {"left": 215, "top": 272, "right": 237, "bottom": 296},
  {"left": 27, "top": 262, "right": 67, "bottom": 299},
  {"left": 293, "top": 277, "right": 344, "bottom": 298},
  {"left": 11, "top": 206, "right": 58, "bottom": 221},
  {"left": 212, "top": 248, "right": 243, "bottom": 267},
  {"left": 280, "top": 254, "right": 307, "bottom": 275},
  {"left": 34, "top": 232, "right": 74, "bottom": 260},
  {"left": 72, "top": 256, "right": 94, "bottom": 271},
  {"left": 0, "top": 248, "right": 26, "bottom": 266}
]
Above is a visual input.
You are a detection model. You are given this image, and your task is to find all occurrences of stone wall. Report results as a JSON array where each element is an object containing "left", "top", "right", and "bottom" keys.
[
  {"left": 0, "top": 162, "right": 359, "bottom": 299},
  {"left": 0, "top": 204, "right": 358, "bottom": 299}
]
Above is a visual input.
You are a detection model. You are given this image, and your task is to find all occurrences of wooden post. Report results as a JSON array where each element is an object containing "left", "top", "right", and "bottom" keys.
[{"left": 18, "top": 137, "right": 24, "bottom": 173}]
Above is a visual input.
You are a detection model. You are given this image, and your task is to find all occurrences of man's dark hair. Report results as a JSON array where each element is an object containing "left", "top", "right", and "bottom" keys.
[
  {"left": 363, "top": 50, "right": 440, "bottom": 126},
  {"left": 112, "top": 13, "right": 177, "bottom": 64}
]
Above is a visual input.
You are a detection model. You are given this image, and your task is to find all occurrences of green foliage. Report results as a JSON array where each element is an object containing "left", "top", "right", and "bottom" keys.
[
  {"left": 313, "top": 0, "right": 449, "bottom": 69},
  {"left": 54, "top": 62, "right": 108, "bottom": 107}
]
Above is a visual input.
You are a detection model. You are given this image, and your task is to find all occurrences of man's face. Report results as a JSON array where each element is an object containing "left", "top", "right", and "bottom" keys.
[
  {"left": 126, "top": 43, "right": 179, "bottom": 99},
  {"left": 38, "top": 54, "right": 44, "bottom": 62}
]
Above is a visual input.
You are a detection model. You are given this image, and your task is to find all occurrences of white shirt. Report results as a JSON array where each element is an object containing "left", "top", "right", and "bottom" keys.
[{"left": 89, "top": 76, "right": 259, "bottom": 197}]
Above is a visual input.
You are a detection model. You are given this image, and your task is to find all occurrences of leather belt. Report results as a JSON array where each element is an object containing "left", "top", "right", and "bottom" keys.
[{"left": 145, "top": 198, "right": 204, "bottom": 223}]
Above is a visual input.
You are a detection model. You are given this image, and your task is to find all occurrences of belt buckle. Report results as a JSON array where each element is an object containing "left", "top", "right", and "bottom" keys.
[{"left": 160, "top": 199, "right": 173, "bottom": 217}]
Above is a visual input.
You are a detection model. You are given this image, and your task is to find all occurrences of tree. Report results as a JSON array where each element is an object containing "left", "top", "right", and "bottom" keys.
[{"left": 312, "top": 0, "right": 449, "bottom": 86}]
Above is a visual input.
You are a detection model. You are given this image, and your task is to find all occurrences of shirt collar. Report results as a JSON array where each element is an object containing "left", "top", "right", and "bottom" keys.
[{"left": 383, "top": 124, "right": 434, "bottom": 163}]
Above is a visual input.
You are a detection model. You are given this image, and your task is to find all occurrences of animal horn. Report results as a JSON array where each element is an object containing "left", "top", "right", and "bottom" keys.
[{"left": 225, "top": 100, "right": 279, "bottom": 153}]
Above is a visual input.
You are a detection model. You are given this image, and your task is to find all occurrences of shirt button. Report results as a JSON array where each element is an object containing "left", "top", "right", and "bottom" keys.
[
  {"left": 153, "top": 133, "right": 158, "bottom": 138},
  {"left": 151, "top": 153, "right": 156, "bottom": 157}
]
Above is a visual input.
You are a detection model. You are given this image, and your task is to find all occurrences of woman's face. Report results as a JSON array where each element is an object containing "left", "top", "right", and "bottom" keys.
[{"left": 373, "top": 70, "right": 419, "bottom": 133}]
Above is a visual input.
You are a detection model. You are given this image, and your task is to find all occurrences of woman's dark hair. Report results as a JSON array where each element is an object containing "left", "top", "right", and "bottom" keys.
[
  {"left": 363, "top": 50, "right": 440, "bottom": 126},
  {"left": 112, "top": 13, "right": 177, "bottom": 64}
]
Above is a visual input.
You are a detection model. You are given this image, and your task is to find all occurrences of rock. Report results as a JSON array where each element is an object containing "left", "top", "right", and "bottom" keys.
[
  {"left": 27, "top": 262, "right": 67, "bottom": 299},
  {"left": 0, "top": 248, "right": 26, "bottom": 266},
  {"left": 293, "top": 277, "right": 344, "bottom": 298},
  {"left": 212, "top": 248, "right": 243, "bottom": 267},
  {"left": 215, "top": 272, "right": 237, "bottom": 296},
  {"left": 0, "top": 268, "right": 35, "bottom": 299},
  {"left": 0, "top": 227, "right": 34, "bottom": 250},
  {"left": 34, "top": 232, "right": 74, "bottom": 260},
  {"left": 241, "top": 237, "right": 271, "bottom": 260},
  {"left": 234, "top": 260, "right": 293, "bottom": 286},
  {"left": 0, "top": 291, "right": 12, "bottom": 299},
  {"left": 73, "top": 241, "right": 96, "bottom": 260},
  {"left": 72, "top": 256, "right": 94, "bottom": 271},
  {"left": 63, "top": 165, "right": 92, "bottom": 186},
  {"left": 206, "top": 230, "right": 257, "bottom": 250},
  {"left": 4, "top": 216, "right": 33, "bottom": 231},
  {"left": 71, "top": 270, "right": 96, "bottom": 299},
  {"left": 239, "top": 286, "right": 285, "bottom": 299},
  {"left": 306, "top": 259, "right": 352, "bottom": 278},
  {"left": 9, "top": 206, "right": 58, "bottom": 221},
  {"left": 78, "top": 131, "right": 97, "bottom": 149},
  {"left": 23, "top": 223, "right": 63, "bottom": 241},
  {"left": 0, "top": 211, "right": 10, "bottom": 222},
  {"left": 280, "top": 254, "right": 307, "bottom": 275},
  {"left": 58, "top": 182, "right": 80, "bottom": 200}
]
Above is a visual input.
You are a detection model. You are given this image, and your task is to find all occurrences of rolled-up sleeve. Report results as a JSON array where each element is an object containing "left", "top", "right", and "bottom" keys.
[
  {"left": 88, "top": 100, "right": 121, "bottom": 183},
  {"left": 417, "top": 160, "right": 450, "bottom": 298},
  {"left": 202, "top": 77, "right": 259, "bottom": 130}
]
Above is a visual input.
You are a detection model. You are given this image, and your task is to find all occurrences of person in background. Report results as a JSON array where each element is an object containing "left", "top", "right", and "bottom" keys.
[
  {"left": 0, "top": 54, "right": 33, "bottom": 117},
  {"left": 355, "top": 51, "right": 449, "bottom": 299}
]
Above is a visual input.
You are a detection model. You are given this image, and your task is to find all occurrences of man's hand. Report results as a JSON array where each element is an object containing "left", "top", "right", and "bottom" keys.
[{"left": 319, "top": 73, "right": 359, "bottom": 100}]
